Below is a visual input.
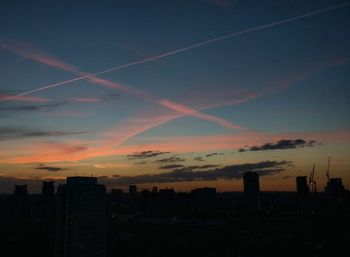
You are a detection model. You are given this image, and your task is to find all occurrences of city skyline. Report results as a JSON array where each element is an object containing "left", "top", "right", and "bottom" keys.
[{"left": 1, "top": 0, "right": 350, "bottom": 193}]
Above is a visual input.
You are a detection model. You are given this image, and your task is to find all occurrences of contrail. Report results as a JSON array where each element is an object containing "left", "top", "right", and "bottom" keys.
[
  {"left": 0, "top": 43, "right": 245, "bottom": 130},
  {"left": 96, "top": 2, "right": 350, "bottom": 75},
  {"left": 1, "top": 2, "right": 349, "bottom": 104}
]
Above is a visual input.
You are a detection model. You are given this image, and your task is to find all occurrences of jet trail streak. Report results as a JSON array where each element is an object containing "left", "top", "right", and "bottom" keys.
[{"left": 1, "top": 2, "right": 348, "bottom": 103}]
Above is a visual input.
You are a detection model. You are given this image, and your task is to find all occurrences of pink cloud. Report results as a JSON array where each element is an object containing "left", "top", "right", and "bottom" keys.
[
  {"left": 2, "top": 41, "right": 246, "bottom": 131},
  {"left": 270, "top": 57, "right": 349, "bottom": 92},
  {"left": 70, "top": 97, "right": 102, "bottom": 103},
  {"left": 85, "top": 75, "right": 156, "bottom": 101},
  {"left": 0, "top": 40, "right": 79, "bottom": 72},
  {"left": 160, "top": 99, "right": 245, "bottom": 130},
  {"left": 42, "top": 111, "right": 94, "bottom": 118},
  {"left": 2, "top": 128, "right": 349, "bottom": 164}
]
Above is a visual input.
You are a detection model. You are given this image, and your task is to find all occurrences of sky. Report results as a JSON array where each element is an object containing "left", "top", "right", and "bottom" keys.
[{"left": 0, "top": 0, "right": 349, "bottom": 193}]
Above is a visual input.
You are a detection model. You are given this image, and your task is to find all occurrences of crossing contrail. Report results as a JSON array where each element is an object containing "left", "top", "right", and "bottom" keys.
[
  {"left": 0, "top": 42, "right": 246, "bottom": 130},
  {"left": 1, "top": 2, "right": 349, "bottom": 104}
]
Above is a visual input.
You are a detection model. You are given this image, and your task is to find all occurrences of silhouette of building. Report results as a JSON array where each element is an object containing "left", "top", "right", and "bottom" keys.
[
  {"left": 243, "top": 172, "right": 260, "bottom": 196},
  {"left": 146, "top": 188, "right": 175, "bottom": 217},
  {"left": 243, "top": 172, "right": 260, "bottom": 209},
  {"left": 325, "top": 178, "right": 345, "bottom": 195},
  {"left": 11, "top": 185, "right": 30, "bottom": 221},
  {"left": 39, "top": 181, "right": 56, "bottom": 226},
  {"left": 296, "top": 176, "right": 309, "bottom": 210},
  {"left": 42, "top": 181, "right": 55, "bottom": 197},
  {"left": 296, "top": 176, "right": 309, "bottom": 194},
  {"left": 325, "top": 178, "right": 346, "bottom": 206},
  {"left": 129, "top": 184, "right": 137, "bottom": 195},
  {"left": 14, "top": 185, "right": 28, "bottom": 197},
  {"left": 192, "top": 187, "right": 217, "bottom": 214},
  {"left": 55, "top": 176, "right": 107, "bottom": 257}
]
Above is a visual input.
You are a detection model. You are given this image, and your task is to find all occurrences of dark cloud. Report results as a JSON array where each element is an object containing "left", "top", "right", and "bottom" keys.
[
  {"left": 159, "top": 164, "right": 220, "bottom": 171},
  {"left": 23, "top": 131, "right": 86, "bottom": 137},
  {"left": 0, "top": 102, "right": 64, "bottom": 112},
  {"left": 239, "top": 139, "right": 320, "bottom": 152},
  {"left": 134, "top": 161, "right": 147, "bottom": 165},
  {"left": 0, "top": 127, "right": 86, "bottom": 141},
  {"left": 159, "top": 164, "right": 185, "bottom": 170},
  {"left": 35, "top": 164, "right": 68, "bottom": 172},
  {"left": 127, "top": 150, "right": 170, "bottom": 160},
  {"left": 105, "top": 93, "right": 120, "bottom": 100},
  {"left": 106, "top": 160, "right": 291, "bottom": 186},
  {"left": 155, "top": 156, "right": 185, "bottom": 163},
  {"left": 0, "top": 161, "right": 291, "bottom": 192},
  {"left": 61, "top": 144, "right": 88, "bottom": 154},
  {"left": 187, "top": 164, "right": 220, "bottom": 170},
  {"left": 194, "top": 156, "right": 204, "bottom": 162},
  {"left": 205, "top": 152, "right": 223, "bottom": 157}
]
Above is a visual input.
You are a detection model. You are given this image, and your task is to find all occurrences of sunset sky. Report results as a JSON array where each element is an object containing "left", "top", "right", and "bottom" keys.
[{"left": 0, "top": 0, "right": 349, "bottom": 193}]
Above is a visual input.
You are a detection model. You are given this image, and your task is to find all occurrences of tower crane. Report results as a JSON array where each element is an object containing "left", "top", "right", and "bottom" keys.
[{"left": 308, "top": 164, "right": 317, "bottom": 193}]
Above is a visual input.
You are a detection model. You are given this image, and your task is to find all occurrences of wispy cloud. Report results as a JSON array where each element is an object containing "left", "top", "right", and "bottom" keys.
[
  {"left": 2, "top": 129, "right": 348, "bottom": 164},
  {"left": 159, "top": 99, "right": 245, "bottom": 130},
  {"left": 159, "top": 164, "right": 220, "bottom": 171},
  {"left": 0, "top": 160, "right": 289, "bottom": 192},
  {"left": 238, "top": 139, "right": 320, "bottom": 152},
  {"left": 35, "top": 164, "right": 68, "bottom": 172},
  {"left": 155, "top": 156, "right": 186, "bottom": 163},
  {"left": 70, "top": 97, "right": 102, "bottom": 103},
  {"left": 0, "top": 102, "right": 63, "bottom": 112},
  {"left": 42, "top": 110, "right": 94, "bottom": 118},
  {"left": 0, "top": 92, "right": 50, "bottom": 103},
  {"left": 1, "top": 41, "right": 245, "bottom": 131},
  {"left": 127, "top": 150, "right": 170, "bottom": 160},
  {"left": 94, "top": 163, "right": 130, "bottom": 169},
  {"left": 194, "top": 156, "right": 205, "bottom": 162},
  {"left": 134, "top": 161, "right": 147, "bottom": 165},
  {"left": 158, "top": 164, "right": 186, "bottom": 170},
  {"left": 0, "top": 127, "right": 86, "bottom": 141},
  {"left": 0, "top": 40, "right": 79, "bottom": 72},
  {"left": 110, "top": 160, "right": 291, "bottom": 185},
  {"left": 206, "top": 152, "right": 224, "bottom": 157}
]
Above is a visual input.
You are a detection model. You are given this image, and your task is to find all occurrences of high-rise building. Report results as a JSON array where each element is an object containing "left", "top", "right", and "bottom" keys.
[
  {"left": 14, "top": 185, "right": 28, "bottom": 197},
  {"left": 12, "top": 184, "right": 30, "bottom": 221},
  {"left": 296, "top": 176, "right": 309, "bottom": 209},
  {"left": 325, "top": 178, "right": 345, "bottom": 201},
  {"left": 54, "top": 176, "right": 107, "bottom": 257},
  {"left": 40, "top": 181, "right": 55, "bottom": 223},
  {"left": 42, "top": 181, "right": 55, "bottom": 198},
  {"left": 192, "top": 187, "right": 217, "bottom": 214},
  {"left": 296, "top": 176, "right": 309, "bottom": 195},
  {"left": 129, "top": 184, "right": 137, "bottom": 195},
  {"left": 243, "top": 172, "right": 260, "bottom": 209},
  {"left": 243, "top": 172, "right": 260, "bottom": 196}
]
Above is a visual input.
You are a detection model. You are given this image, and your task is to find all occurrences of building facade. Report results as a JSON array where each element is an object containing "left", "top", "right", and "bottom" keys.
[{"left": 55, "top": 177, "right": 107, "bottom": 257}]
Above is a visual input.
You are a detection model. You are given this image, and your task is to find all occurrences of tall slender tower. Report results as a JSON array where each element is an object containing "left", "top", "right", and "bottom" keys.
[{"left": 55, "top": 177, "right": 107, "bottom": 257}]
